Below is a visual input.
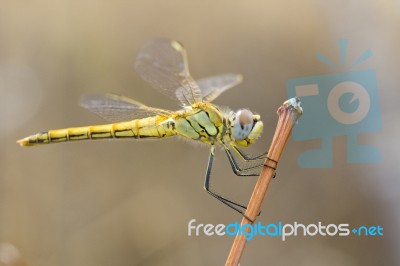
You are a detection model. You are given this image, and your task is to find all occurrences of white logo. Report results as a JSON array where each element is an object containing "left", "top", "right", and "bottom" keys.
[{"left": 327, "top": 81, "right": 370, "bottom": 125}]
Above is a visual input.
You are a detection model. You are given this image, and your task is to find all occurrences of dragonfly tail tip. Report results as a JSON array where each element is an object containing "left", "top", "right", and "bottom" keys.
[{"left": 16, "top": 138, "right": 31, "bottom": 147}]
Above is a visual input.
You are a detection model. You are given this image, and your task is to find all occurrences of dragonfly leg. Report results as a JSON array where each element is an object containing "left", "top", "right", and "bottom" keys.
[
  {"left": 230, "top": 142, "right": 267, "bottom": 161},
  {"left": 228, "top": 142, "right": 278, "bottom": 178},
  {"left": 224, "top": 145, "right": 263, "bottom": 176},
  {"left": 204, "top": 146, "right": 258, "bottom": 221}
]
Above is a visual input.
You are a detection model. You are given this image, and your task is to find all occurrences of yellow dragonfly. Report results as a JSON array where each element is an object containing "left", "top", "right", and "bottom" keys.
[{"left": 17, "top": 38, "right": 268, "bottom": 216}]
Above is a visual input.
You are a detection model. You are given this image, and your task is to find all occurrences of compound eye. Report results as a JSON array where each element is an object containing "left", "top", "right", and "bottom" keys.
[
  {"left": 233, "top": 109, "right": 254, "bottom": 140},
  {"left": 238, "top": 109, "right": 253, "bottom": 126}
]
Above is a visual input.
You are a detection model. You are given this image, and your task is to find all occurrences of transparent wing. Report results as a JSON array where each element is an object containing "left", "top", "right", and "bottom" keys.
[
  {"left": 80, "top": 93, "right": 172, "bottom": 122},
  {"left": 197, "top": 73, "right": 243, "bottom": 103},
  {"left": 134, "top": 38, "right": 202, "bottom": 107}
]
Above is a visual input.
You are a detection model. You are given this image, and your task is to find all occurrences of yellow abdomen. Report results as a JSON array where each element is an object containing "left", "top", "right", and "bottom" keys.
[{"left": 17, "top": 116, "right": 175, "bottom": 147}]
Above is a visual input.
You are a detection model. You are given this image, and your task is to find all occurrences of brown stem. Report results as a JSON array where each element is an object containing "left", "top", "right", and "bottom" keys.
[{"left": 225, "top": 98, "right": 303, "bottom": 266}]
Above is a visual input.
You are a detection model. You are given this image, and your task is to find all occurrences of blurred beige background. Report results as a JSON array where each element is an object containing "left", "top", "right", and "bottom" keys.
[{"left": 1, "top": 1, "right": 399, "bottom": 265}]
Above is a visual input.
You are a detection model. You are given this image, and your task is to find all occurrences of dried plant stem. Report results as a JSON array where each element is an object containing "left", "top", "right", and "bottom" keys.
[{"left": 225, "top": 98, "right": 303, "bottom": 266}]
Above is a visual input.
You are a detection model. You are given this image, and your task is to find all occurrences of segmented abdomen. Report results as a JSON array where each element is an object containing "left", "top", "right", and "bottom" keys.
[{"left": 17, "top": 116, "right": 175, "bottom": 146}]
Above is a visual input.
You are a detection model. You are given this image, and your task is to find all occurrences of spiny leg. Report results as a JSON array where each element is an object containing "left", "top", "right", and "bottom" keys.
[
  {"left": 204, "top": 147, "right": 246, "bottom": 211},
  {"left": 205, "top": 143, "right": 278, "bottom": 219},
  {"left": 228, "top": 142, "right": 278, "bottom": 178},
  {"left": 230, "top": 142, "right": 267, "bottom": 161},
  {"left": 223, "top": 144, "right": 264, "bottom": 176},
  {"left": 204, "top": 146, "right": 257, "bottom": 222}
]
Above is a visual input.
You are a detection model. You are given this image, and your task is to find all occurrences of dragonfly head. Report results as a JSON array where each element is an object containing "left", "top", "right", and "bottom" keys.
[{"left": 230, "top": 109, "right": 263, "bottom": 147}]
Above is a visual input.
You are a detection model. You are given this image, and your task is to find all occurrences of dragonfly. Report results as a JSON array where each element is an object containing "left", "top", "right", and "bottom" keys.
[{"left": 17, "top": 38, "right": 272, "bottom": 217}]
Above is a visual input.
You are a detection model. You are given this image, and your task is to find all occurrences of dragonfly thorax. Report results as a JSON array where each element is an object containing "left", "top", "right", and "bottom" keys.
[{"left": 228, "top": 109, "right": 263, "bottom": 147}]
